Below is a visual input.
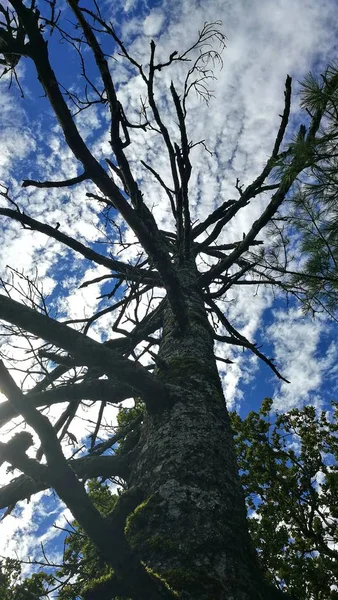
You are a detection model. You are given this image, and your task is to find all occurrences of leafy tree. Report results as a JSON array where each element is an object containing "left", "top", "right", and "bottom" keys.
[
  {"left": 256, "top": 64, "right": 338, "bottom": 317},
  {"left": 0, "top": 557, "right": 53, "bottom": 599},
  {"left": 231, "top": 399, "right": 338, "bottom": 600},
  {"left": 54, "top": 480, "right": 119, "bottom": 600},
  {"left": 0, "top": 1, "right": 337, "bottom": 598}
]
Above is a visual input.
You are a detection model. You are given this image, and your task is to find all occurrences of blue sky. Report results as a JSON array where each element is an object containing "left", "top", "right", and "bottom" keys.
[{"left": 0, "top": 0, "right": 338, "bottom": 587}]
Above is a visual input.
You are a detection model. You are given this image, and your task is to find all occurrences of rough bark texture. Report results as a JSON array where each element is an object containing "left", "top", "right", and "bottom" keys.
[{"left": 125, "top": 262, "right": 277, "bottom": 599}]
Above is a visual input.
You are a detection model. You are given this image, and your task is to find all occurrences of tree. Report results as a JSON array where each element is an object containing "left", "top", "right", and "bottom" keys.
[
  {"left": 0, "top": 2, "right": 337, "bottom": 598},
  {"left": 254, "top": 64, "right": 338, "bottom": 318},
  {"left": 0, "top": 556, "right": 53, "bottom": 599},
  {"left": 231, "top": 399, "right": 338, "bottom": 600}
]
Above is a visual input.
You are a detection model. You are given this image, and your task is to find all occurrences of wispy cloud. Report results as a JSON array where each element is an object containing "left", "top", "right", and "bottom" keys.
[{"left": 267, "top": 309, "right": 338, "bottom": 410}]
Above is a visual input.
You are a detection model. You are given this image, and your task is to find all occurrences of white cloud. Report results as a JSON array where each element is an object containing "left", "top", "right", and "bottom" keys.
[
  {"left": 215, "top": 284, "right": 275, "bottom": 409},
  {"left": 143, "top": 10, "right": 164, "bottom": 37},
  {"left": 267, "top": 310, "right": 338, "bottom": 410},
  {"left": 0, "top": 491, "right": 64, "bottom": 571}
]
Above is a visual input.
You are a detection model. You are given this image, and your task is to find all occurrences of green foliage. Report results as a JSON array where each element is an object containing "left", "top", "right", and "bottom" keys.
[
  {"left": 55, "top": 479, "right": 118, "bottom": 600},
  {"left": 115, "top": 398, "right": 144, "bottom": 456},
  {"left": 116, "top": 398, "right": 144, "bottom": 431},
  {"left": 230, "top": 399, "right": 338, "bottom": 599},
  {"left": 277, "top": 64, "right": 338, "bottom": 316},
  {"left": 0, "top": 557, "right": 53, "bottom": 599}
]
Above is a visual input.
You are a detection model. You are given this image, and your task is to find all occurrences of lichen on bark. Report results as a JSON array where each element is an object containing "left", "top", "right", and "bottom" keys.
[{"left": 121, "top": 263, "right": 273, "bottom": 599}]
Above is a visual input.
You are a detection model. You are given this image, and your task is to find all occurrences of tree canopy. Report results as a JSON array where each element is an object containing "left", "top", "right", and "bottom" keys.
[{"left": 231, "top": 399, "right": 338, "bottom": 600}]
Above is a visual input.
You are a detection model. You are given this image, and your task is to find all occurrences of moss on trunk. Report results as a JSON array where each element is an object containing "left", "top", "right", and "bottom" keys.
[{"left": 123, "top": 263, "right": 284, "bottom": 599}]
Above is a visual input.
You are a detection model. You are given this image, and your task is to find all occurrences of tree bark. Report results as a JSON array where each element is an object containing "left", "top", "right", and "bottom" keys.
[{"left": 125, "top": 261, "right": 280, "bottom": 599}]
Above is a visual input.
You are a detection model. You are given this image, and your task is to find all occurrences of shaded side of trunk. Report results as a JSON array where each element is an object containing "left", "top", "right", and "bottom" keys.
[{"left": 126, "top": 262, "right": 279, "bottom": 599}]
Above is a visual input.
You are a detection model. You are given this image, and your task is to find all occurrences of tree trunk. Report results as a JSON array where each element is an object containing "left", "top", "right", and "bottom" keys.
[{"left": 126, "top": 262, "right": 280, "bottom": 599}]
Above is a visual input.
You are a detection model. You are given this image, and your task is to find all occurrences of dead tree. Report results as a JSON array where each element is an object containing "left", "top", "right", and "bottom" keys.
[{"left": 0, "top": 1, "right": 336, "bottom": 598}]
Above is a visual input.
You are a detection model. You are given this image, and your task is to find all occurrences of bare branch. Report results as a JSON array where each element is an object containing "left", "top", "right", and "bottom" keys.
[
  {"left": 0, "top": 378, "right": 134, "bottom": 428},
  {"left": 0, "top": 452, "right": 131, "bottom": 510},
  {"left": 0, "top": 205, "right": 160, "bottom": 286},
  {"left": 7, "top": 0, "right": 187, "bottom": 332},
  {"left": 22, "top": 172, "right": 88, "bottom": 188},
  {"left": 0, "top": 294, "right": 167, "bottom": 407},
  {"left": 206, "top": 297, "right": 290, "bottom": 383},
  {"left": 194, "top": 75, "right": 292, "bottom": 254}
]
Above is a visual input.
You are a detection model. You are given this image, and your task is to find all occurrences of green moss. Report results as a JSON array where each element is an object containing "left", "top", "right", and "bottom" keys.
[
  {"left": 124, "top": 496, "right": 225, "bottom": 597},
  {"left": 125, "top": 497, "right": 224, "bottom": 596},
  {"left": 163, "top": 567, "right": 225, "bottom": 598},
  {"left": 142, "top": 564, "right": 179, "bottom": 597},
  {"left": 125, "top": 496, "right": 154, "bottom": 547},
  {"left": 125, "top": 496, "right": 180, "bottom": 560},
  {"left": 160, "top": 355, "right": 216, "bottom": 383},
  {"left": 125, "top": 495, "right": 152, "bottom": 527},
  {"left": 82, "top": 570, "right": 114, "bottom": 592},
  {"left": 164, "top": 567, "right": 196, "bottom": 586},
  {"left": 146, "top": 535, "right": 178, "bottom": 552}
]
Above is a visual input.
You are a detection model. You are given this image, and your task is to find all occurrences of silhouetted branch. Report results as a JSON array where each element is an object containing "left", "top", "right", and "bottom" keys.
[
  {"left": 0, "top": 451, "right": 132, "bottom": 509},
  {"left": 0, "top": 205, "right": 160, "bottom": 285},
  {"left": 0, "top": 378, "right": 134, "bottom": 428},
  {"left": 22, "top": 172, "right": 88, "bottom": 188},
  {"left": 0, "top": 294, "right": 167, "bottom": 406},
  {"left": 206, "top": 297, "right": 290, "bottom": 383}
]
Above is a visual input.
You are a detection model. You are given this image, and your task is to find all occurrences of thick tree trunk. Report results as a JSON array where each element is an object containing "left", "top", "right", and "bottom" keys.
[{"left": 126, "top": 262, "right": 281, "bottom": 599}]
